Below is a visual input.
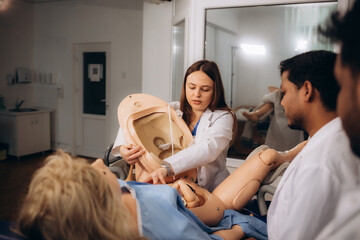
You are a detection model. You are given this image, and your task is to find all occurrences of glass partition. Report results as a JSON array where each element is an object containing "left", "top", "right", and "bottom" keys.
[
  {"left": 205, "top": 2, "right": 337, "bottom": 159},
  {"left": 172, "top": 20, "right": 185, "bottom": 102}
]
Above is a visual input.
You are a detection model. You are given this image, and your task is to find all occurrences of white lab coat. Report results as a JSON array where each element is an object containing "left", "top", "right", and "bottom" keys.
[
  {"left": 263, "top": 90, "right": 304, "bottom": 151},
  {"left": 113, "top": 104, "right": 234, "bottom": 192},
  {"left": 267, "top": 117, "right": 360, "bottom": 240},
  {"left": 315, "top": 186, "right": 360, "bottom": 240}
]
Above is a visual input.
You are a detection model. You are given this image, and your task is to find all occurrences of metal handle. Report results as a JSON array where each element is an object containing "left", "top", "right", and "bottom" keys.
[{"left": 101, "top": 99, "right": 109, "bottom": 110}]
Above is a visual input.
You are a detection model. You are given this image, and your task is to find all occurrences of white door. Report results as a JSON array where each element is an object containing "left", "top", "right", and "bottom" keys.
[{"left": 74, "top": 43, "right": 111, "bottom": 158}]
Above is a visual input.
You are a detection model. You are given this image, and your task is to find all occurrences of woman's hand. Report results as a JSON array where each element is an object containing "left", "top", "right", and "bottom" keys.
[
  {"left": 119, "top": 144, "right": 145, "bottom": 165},
  {"left": 149, "top": 167, "right": 168, "bottom": 184}
]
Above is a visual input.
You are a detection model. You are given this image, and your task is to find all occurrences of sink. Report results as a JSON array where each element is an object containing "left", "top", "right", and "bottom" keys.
[{"left": 9, "top": 108, "right": 38, "bottom": 112}]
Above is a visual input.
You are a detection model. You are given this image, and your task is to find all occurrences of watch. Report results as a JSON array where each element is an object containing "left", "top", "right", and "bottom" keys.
[{"left": 160, "top": 161, "right": 173, "bottom": 177}]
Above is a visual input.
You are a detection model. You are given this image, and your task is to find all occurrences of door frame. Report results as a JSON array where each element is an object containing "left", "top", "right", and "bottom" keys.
[{"left": 73, "top": 42, "right": 111, "bottom": 158}]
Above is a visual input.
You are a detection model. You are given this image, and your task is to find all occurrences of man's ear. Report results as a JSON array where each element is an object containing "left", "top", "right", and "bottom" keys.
[{"left": 303, "top": 80, "right": 314, "bottom": 102}]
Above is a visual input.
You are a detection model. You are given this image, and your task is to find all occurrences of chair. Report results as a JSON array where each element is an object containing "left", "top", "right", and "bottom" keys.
[
  {"left": 103, "top": 143, "right": 130, "bottom": 180},
  {"left": 242, "top": 144, "right": 289, "bottom": 216},
  {"left": 256, "top": 162, "right": 289, "bottom": 216}
]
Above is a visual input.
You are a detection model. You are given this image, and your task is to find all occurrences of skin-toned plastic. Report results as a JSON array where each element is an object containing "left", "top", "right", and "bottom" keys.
[
  {"left": 170, "top": 141, "right": 307, "bottom": 226},
  {"left": 118, "top": 93, "right": 197, "bottom": 183},
  {"left": 170, "top": 179, "right": 226, "bottom": 227},
  {"left": 213, "top": 140, "right": 307, "bottom": 211}
]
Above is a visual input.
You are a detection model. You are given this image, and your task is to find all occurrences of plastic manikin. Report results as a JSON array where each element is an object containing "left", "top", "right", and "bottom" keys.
[
  {"left": 171, "top": 141, "right": 306, "bottom": 227},
  {"left": 118, "top": 93, "right": 197, "bottom": 182},
  {"left": 118, "top": 93, "right": 306, "bottom": 227}
]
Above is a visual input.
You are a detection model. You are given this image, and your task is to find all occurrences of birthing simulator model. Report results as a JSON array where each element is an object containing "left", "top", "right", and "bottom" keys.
[
  {"left": 118, "top": 93, "right": 197, "bottom": 183},
  {"left": 118, "top": 93, "right": 306, "bottom": 227}
]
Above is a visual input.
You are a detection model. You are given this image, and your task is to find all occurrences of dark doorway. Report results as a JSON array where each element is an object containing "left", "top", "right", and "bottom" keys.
[{"left": 83, "top": 52, "right": 106, "bottom": 115}]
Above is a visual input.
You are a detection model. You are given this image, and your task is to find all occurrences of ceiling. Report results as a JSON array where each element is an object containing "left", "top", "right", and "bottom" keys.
[
  {"left": 21, "top": 0, "right": 171, "bottom": 3},
  {"left": 21, "top": 0, "right": 70, "bottom": 3}
]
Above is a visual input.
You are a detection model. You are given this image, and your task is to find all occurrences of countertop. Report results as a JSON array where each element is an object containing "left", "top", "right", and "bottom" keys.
[{"left": 0, "top": 108, "right": 53, "bottom": 116}]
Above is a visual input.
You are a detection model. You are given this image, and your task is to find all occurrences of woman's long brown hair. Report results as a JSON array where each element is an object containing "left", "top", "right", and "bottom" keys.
[{"left": 179, "top": 60, "right": 237, "bottom": 142}]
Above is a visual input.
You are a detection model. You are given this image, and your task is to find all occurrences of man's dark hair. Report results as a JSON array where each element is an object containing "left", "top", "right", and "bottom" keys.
[
  {"left": 279, "top": 50, "right": 338, "bottom": 111},
  {"left": 319, "top": 0, "right": 360, "bottom": 76}
]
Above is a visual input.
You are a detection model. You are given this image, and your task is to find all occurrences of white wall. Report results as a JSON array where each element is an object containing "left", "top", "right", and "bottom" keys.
[
  {"left": 0, "top": 0, "right": 34, "bottom": 109},
  {"left": 0, "top": 0, "right": 143, "bottom": 153},
  {"left": 142, "top": 1, "right": 173, "bottom": 102},
  {"left": 0, "top": 0, "right": 174, "bottom": 156},
  {"left": 32, "top": 1, "right": 143, "bottom": 150}
]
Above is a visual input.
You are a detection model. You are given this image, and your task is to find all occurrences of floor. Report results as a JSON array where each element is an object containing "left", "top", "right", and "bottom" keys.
[
  {"left": 0, "top": 153, "right": 49, "bottom": 222},
  {"left": 0, "top": 152, "right": 94, "bottom": 222}
]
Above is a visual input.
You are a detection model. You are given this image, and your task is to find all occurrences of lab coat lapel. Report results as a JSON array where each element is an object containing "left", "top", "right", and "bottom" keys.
[
  {"left": 275, "top": 155, "right": 301, "bottom": 192},
  {"left": 274, "top": 119, "right": 341, "bottom": 194},
  {"left": 274, "top": 145, "right": 308, "bottom": 192},
  {"left": 196, "top": 109, "right": 213, "bottom": 140}
]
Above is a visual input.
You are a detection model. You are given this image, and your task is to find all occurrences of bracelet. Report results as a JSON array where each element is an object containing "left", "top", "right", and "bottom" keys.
[{"left": 160, "top": 161, "right": 173, "bottom": 177}]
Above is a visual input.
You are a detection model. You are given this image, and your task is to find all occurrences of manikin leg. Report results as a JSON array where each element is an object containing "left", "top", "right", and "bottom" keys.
[
  {"left": 170, "top": 141, "right": 307, "bottom": 227},
  {"left": 212, "top": 141, "right": 307, "bottom": 211}
]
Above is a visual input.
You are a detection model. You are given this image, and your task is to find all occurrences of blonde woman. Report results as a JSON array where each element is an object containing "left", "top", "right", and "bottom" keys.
[
  {"left": 17, "top": 150, "right": 274, "bottom": 240},
  {"left": 17, "top": 150, "right": 142, "bottom": 240}
]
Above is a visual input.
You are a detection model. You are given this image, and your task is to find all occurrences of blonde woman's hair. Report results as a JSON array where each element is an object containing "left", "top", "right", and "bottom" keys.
[{"left": 17, "top": 150, "right": 144, "bottom": 240}]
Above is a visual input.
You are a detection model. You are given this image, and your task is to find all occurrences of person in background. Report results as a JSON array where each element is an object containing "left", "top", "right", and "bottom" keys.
[
  {"left": 267, "top": 50, "right": 360, "bottom": 240},
  {"left": 242, "top": 86, "right": 304, "bottom": 151},
  {"left": 315, "top": 1, "right": 360, "bottom": 238},
  {"left": 113, "top": 60, "right": 236, "bottom": 192}
]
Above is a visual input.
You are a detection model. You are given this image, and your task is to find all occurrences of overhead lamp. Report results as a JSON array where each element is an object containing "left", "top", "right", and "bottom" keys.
[
  {"left": 240, "top": 44, "right": 266, "bottom": 55},
  {"left": 295, "top": 40, "right": 308, "bottom": 52}
]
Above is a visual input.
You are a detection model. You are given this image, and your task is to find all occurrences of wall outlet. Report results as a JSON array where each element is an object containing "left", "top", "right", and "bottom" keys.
[{"left": 57, "top": 84, "right": 64, "bottom": 98}]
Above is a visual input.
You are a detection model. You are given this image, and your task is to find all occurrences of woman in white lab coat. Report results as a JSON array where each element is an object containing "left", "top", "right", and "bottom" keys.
[{"left": 113, "top": 60, "right": 236, "bottom": 192}]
